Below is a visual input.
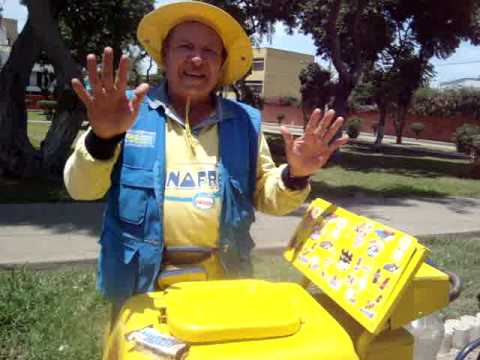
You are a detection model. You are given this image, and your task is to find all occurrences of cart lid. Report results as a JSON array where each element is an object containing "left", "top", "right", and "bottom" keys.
[
  {"left": 284, "top": 199, "right": 428, "bottom": 334},
  {"left": 165, "top": 280, "right": 302, "bottom": 343}
]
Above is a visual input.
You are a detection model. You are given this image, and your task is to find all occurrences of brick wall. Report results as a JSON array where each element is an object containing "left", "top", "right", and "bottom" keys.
[
  {"left": 26, "top": 94, "right": 49, "bottom": 110},
  {"left": 262, "top": 104, "right": 480, "bottom": 142}
]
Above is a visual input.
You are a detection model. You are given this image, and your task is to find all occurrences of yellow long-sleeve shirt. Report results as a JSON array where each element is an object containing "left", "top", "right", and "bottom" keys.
[{"left": 64, "top": 111, "right": 309, "bottom": 249}]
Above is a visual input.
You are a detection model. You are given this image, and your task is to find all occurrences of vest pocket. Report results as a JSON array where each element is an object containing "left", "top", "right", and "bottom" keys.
[
  {"left": 118, "top": 185, "right": 147, "bottom": 225},
  {"left": 98, "top": 239, "right": 139, "bottom": 301}
]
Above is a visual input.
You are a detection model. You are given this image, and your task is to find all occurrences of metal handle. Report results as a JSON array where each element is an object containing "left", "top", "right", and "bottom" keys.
[
  {"left": 445, "top": 270, "right": 462, "bottom": 303},
  {"left": 425, "top": 259, "right": 462, "bottom": 303},
  {"left": 455, "top": 337, "right": 480, "bottom": 360}
]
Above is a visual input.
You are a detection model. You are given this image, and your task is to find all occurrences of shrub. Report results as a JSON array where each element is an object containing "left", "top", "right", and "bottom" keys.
[
  {"left": 345, "top": 117, "right": 363, "bottom": 139},
  {"left": 413, "top": 88, "right": 480, "bottom": 119},
  {"left": 37, "top": 100, "right": 57, "bottom": 121},
  {"left": 278, "top": 96, "right": 298, "bottom": 106},
  {"left": 409, "top": 122, "right": 425, "bottom": 139},
  {"left": 452, "top": 124, "right": 480, "bottom": 154}
]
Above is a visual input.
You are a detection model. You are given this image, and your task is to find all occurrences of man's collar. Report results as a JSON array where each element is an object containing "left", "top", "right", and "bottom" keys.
[
  {"left": 145, "top": 81, "right": 230, "bottom": 128},
  {"left": 145, "top": 81, "right": 170, "bottom": 110}
]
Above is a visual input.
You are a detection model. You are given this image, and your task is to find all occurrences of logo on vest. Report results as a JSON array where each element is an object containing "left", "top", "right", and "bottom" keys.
[
  {"left": 125, "top": 130, "right": 156, "bottom": 148},
  {"left": 166, "top": 169, "right": 218, "bottom": 190},
  {"left": 192, "top": 193, "right": 215, "bottom": 210}
]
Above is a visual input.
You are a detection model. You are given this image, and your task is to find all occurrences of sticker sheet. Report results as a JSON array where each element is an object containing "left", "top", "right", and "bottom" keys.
[{"left": 285, "top": 198, "right": 427, "bottom": 333}]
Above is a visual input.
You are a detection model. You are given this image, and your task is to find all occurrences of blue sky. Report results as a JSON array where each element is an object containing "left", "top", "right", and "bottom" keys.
[{"left": 3, "top": 0, "right": 479, "bottom": 86}]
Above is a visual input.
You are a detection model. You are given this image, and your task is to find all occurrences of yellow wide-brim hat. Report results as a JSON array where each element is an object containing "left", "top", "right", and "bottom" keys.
[{"left": 137, "top": 1, "right": 253, "bottom": 86}]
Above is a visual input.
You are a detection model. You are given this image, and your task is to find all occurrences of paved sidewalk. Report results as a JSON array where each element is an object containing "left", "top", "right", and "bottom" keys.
[{"left": 1, "top": 195, "right": 480, "bottom": 268}]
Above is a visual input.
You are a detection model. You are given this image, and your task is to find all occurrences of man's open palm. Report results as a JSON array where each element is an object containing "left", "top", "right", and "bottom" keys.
[
  {"left": 71, "top": 47, "right": 149, "bottom": 140},
  {"left": 281, "top": 109, "right": 348, "bottom": 177}
]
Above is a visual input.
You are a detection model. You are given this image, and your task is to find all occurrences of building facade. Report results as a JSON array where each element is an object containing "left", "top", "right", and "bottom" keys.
[
  {"left": 0, "top": 17, "right": 18, "bottom": 68},
  {"left": 0, "top": 17, "right": 55, "bottom": 96},
  {"left": 439, "top": 77, "right": 480, "bottom": 90},
  {"left": 244, "top": 47, "right": 315, "bottom": 101}
]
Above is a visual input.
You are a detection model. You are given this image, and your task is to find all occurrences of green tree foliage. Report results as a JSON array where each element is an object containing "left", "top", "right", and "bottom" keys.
[
  {"left": 453, "top": 123, "right": 480, "bottom": 159},
  {"left": 299, "top": 62, "right": 334, "bottom": 126},
  {"left": 364, "top": 47, "right": 434, "bottom": 145},
  {"left": 413, "top": 88, "right": 480, "bottom": 120},
  {"left": 299, "top": 0, "right": 479, "bottom": 125},
  {"left": 409, "top": 122, "right": 425, "bottom": 139},
  {"left": 296, "top": 0, "right": 395, "bottom": 117},
  {"left": 201, "top": 0, "right": 480, "bottom": 126},
  {"left": 386, "top": 0, "right": 480, "bottom": 59},
  {"left": 58, "top": 0, "right": 154, "bottom": 67},
  {"left": 204, "top": 0, "right": 300, "bottom": 38},
  {"left": 345, "top": 117, "right": 363, "bottom": 138},
  {"left": 204, "top": 0, "right": 300, "bottom": 106},
  {"left": 0, "top": 0, "right": 154, "bottom": 178},
  {"left": 355, "top": 0, "right": 479, "bottom": 145}
]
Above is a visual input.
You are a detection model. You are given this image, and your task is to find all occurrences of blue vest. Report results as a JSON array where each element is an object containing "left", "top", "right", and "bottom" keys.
[{"left": 97, "top": 92, "right": 261, "bottom": 302}]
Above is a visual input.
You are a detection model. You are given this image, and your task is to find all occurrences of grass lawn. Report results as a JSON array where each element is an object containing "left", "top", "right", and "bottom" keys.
[
  {"left": 0, "top": 176, "right": 72, "bottom": 203},
  {"left": 28, "top": 111, "right": 48, "bottom": 121},
  {"left": 1, "top": 124, "right": 479, "bottom": 204},
  {"left": 420, "top": 235, "right": 480, "bottom": 319},
  {"left": 1, "top": 236, "right": 478, "bottom": 359},
  {"left": 0, "top": 119, "right": 71, "bottom": 204},
  {"left": 27, "top": 122, "right": 50, "bottom": 149},
  {"left": 267, "top": 135, "right": 480, "bottom": 199}
]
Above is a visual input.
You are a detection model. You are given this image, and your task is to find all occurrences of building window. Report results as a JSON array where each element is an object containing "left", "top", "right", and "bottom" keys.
[
  {"left": 252, "top": 58, "right": 264, "bottom": 72},
  {"left": 245, "top": 80, "right": 263, "bottom": 96}
]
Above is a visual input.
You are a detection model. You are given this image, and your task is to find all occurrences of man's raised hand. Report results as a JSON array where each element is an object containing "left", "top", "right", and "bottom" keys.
[
  {"left": 281, "top": 109, "right": 348, "bottom": 177},
  {"left": 71, "top": 47, "right": 149, "bottom": 140}
]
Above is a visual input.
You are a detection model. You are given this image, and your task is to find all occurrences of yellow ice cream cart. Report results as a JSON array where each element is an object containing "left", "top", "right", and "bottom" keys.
[{"left": 104, "top": 198, "right": 454, "bottom": 360}]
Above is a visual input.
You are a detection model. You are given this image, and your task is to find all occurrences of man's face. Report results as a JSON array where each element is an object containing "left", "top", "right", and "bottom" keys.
[{"left": 163, "top": 22, "right": 225, "bottom": 101}]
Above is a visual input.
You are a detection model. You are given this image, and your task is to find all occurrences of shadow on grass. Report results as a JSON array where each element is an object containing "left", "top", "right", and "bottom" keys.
[
  {"left": 308, "top": 181, "right": 480, "bottom": 218},
  {"left": 1, "top": 135, "right": 478, "bottom": 239},
  {"left": 0, "top": 176, "right": 71, "bottom": 203},
  {"left": 347, "top": 140, "right": 466, "bottom": 160},
  {"left": 337, "top": 151, "right": 471, "bottom": 179},
  {"left": 309, "top": 181, "right": 449, "bottom": 200},
  {"left": 268, "top": 136, "right": 474, "bottom": 179},
  {"left": 0, "top": 176, "right": 105, "bottom": 237}
]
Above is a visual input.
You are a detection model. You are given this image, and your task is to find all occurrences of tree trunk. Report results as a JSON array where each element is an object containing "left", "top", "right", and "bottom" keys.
[
  {"left": 470, "top": 156, "right": 480, "bottom": 179},
  {"left": 375, "top": 104, "right": 388, "bottom": 147},
  {"left": 394, "top": 105, "right": 408, "bottom": 144},
  {"left": 27, "top": 0, "right": 85, "bottom": 179},
  {"left": 329, "top": 81, "right": 352, "bottom": 162},
  {"left": 301, "top": 98, "right": 314, "bottom": 129},
  {"left": 41, "top": 90, "right": 85, "bottom": 178},
  {"left": 332, "top": 83, "right": 351, "bottom": 119},
  {"left": 0, "top": 19, "right": 42, "bottom": 177}
]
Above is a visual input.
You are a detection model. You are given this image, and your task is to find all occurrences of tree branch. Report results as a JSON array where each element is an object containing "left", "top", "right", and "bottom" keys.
[
  {"left": 351, "top": 0, "right": 368, "bottom": 83},
  {"left": 26, "top": 0, "right": 81, "bottom": 90},
  {"left": 326, "top": 0, "right": 349, "bottom": 79}
]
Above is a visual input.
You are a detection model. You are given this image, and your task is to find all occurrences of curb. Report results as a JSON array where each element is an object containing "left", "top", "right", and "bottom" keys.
[
  {"left": 1, "top": 231, "right": 479, "bottom": 271},
  {"left": 0, "top": 258, "right": 97, "bottom": 271},
  {"left": 416, "top": 231, "right": 480, "bottom": 241}
]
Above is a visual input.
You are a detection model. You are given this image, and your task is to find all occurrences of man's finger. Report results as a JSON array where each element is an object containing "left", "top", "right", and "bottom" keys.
[
  {"left": 281, "top": 125, "right": 294, "bottom": 152},
  {"left": 314, "top": 109, "right": 335, "bottom": 136},
  {"left": 323, "top": 117, "right": 344, "bottom": 143},
  {"left": 304, "top": 108, "right": 322, "bottom": 135},
  {"left": 71, "top": 78, "right": 93, "bottom": 109},
  {"left": 86, "top": 54, "right": 101, "bottom": 96},
  {"left": 102, "top": 47, "right": 115, "bottom": 92},
  {"left": 327, "top": 135, "right": 349, "bottom": 153},
  {"left": 130, "top": 83, "right": 150, "bottom": 113},
  {"left": 116, "top": 55, "right": 129, "bottom": 93}
]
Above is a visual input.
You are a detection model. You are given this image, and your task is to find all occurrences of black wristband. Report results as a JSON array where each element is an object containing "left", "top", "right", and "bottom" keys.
[
  {"left": 85, "top": 130, "right": 125, "bottom": 160},
  {"left": 281, "top": 166, "right": 310, "bottom": 191}
]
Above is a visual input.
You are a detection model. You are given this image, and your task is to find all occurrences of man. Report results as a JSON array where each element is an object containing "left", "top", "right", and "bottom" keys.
[{"left": 64, "top": 1, "right": 347, "bottom": 311}]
